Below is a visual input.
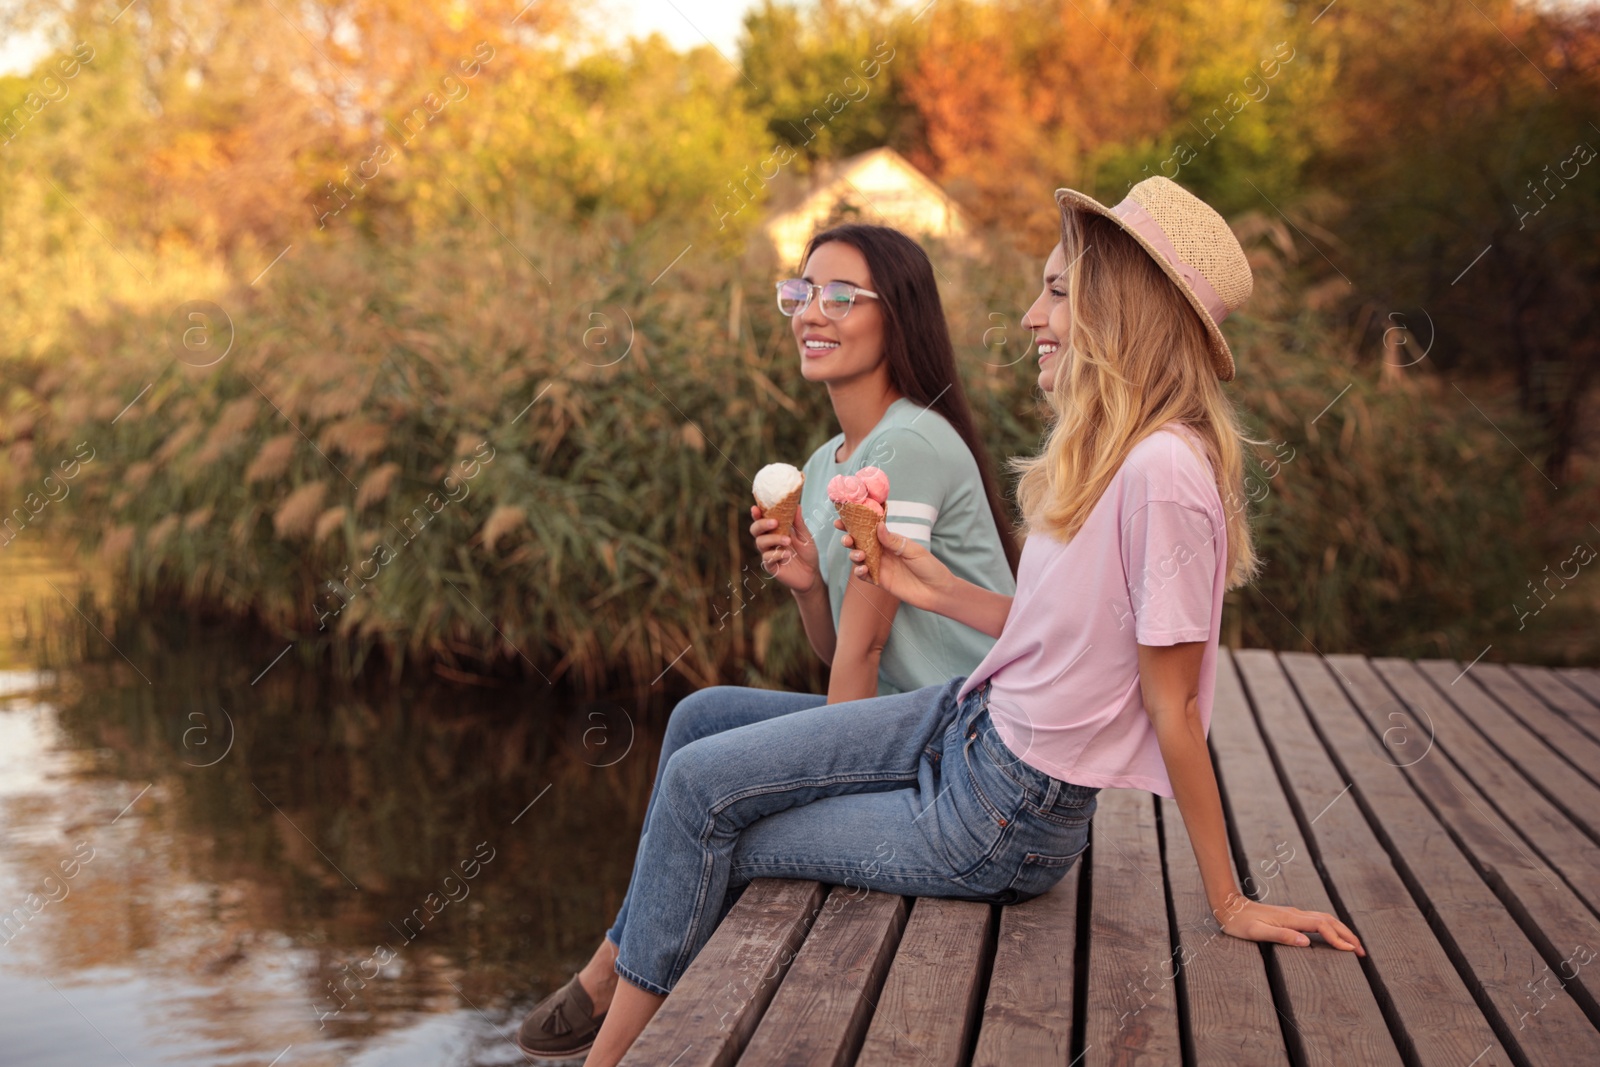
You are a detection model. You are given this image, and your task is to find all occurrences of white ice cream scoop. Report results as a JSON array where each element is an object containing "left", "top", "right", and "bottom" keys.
[{"left": 752, "top": 463, "right": 805, "bottom": 510}]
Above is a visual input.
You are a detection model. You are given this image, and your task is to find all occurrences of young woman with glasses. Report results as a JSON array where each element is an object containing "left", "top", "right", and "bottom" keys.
[
  {"left": 758, "top": 224, "right": 1020, "bottom": 703},
  {"left": 516, "top": 223, "right": 1019, "bottom": 1060}
]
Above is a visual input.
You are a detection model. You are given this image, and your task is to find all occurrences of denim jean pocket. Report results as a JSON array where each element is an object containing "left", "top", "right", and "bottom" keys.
[
  {"left": 939, "top": 724, "right": 1020, "bottom": 885},
  {"left": 1003, "top": 835, "right": 1091, "bottom": 900},
  {"left": 960, "top": 715, "right": 1028, "bottom": 829}
]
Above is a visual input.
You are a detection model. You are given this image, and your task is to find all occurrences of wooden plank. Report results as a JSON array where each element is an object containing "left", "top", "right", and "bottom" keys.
[
  {"left": 855, "top": 896, "right": 991, "bottom": 1067},
  {"left": 1374, "top": 659, "right": 1600, "bottom": 932},
  {"left": 1083, "top": 787, "right": 1182, "bottom": 1067},
  {"left": 1416, "top": 661, "right": 1600, "bottom": 847},
  {"left": 621, "top": 878, "right": 825, "bottom": 1067},
  {"left": 1304, "top": 653, "right": 1600, "bottom": 1064},
  {"left": 1241, "top": 652, "right": 1504, "bottom": 1067},
  {"left": 1472, "top": 664, "right": 1600, "bottom": 786},
  {"left": 1158, "top": 795, "right": 1289, "bottom": 1067},
  {"left": 971, "top": 861, "right": 1081, "bottom": 1066},
  {"left": 1238, "top": 650, "right": 1509, "bottom": 1067},
  {"left": 1510, "top": 664, "right": 1600, "bottom": 746},
  {"left": 737, "top": 886, "right": 907, "bottom": 1067},
  {"left": 1209, "top": 650, "right": 1402, "bottom": 1066},
  {"left": 1556, "top": 668, "right": 1600, "bottom": 711}
]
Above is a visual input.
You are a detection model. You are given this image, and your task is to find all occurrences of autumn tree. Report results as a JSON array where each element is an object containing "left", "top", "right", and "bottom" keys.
[{"left": 901, "top": 0, "right": 1184, "bottom": 246}]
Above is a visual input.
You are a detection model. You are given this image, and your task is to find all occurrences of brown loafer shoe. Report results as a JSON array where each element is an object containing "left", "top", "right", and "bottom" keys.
[{"left": 515, "top": 971, "right": 607, "bottom": 1062}]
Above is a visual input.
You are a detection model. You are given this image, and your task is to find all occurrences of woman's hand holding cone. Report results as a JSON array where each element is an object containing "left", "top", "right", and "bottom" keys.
[
  {"left": 837, "top": 519, "right": 954, "bottom": 614},
  {"left": 752, "top": 505, "right": 820, "bottom": 594}
]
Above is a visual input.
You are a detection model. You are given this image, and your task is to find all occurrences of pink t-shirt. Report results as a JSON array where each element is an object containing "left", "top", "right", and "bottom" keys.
[{"left": 956, "top": 423, "right": 1227, "bottom": 798}]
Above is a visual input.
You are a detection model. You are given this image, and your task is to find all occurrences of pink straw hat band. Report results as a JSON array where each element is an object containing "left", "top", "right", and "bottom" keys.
[{"left": 1109, "top": 198, "right": 1230, "bottom": 327}]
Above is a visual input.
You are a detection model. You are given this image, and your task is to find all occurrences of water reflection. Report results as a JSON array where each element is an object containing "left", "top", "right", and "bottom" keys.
[{"left": 0, "top": 562, "right": 667, "bottom": 1066}]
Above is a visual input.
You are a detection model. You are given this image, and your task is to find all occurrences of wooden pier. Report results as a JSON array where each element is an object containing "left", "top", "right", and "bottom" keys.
[{"left": 621, "top": 650, "right": 1600, "bottom": 1067}]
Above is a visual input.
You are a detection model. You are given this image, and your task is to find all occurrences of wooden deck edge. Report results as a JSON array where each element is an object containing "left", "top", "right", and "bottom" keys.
[{"left": 621, "top": 878, "right": 825, "bottom": 1067}]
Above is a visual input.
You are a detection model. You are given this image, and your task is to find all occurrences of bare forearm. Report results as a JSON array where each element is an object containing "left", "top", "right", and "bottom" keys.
[
  {"left": 793, "top": 585, "right": 837, "bottom": 665},
  {"left": 1155, "top": 705, "right": 1242, "bottom": 916},
  {"left": 826, "top": 648, "right": 882, "bottom": 703},
  {"left": 827, "top": 578, "right": 899, "bottom": 702},
  {"left": 927, "top": 578, "right": 1013, "bottom": 639}
]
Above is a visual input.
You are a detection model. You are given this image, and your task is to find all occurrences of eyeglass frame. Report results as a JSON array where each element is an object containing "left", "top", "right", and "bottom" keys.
[{"left": 774, "top": 278, "right": 881, "bottom": 320}]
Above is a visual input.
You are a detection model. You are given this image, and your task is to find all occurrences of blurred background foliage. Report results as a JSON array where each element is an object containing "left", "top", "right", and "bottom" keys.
[{"left": 1, "top": 0, "right": 1596, "bottom": 695}]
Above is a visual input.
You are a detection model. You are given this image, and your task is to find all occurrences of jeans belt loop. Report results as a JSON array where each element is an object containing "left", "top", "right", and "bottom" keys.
[{"left": 1039, "top": 774, "right": 1060, "bottom": 811}]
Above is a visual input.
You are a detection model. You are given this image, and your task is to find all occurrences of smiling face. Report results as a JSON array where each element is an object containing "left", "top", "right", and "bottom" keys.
[
  {"left": 1022, "top": 241, "right": 1072, "bottom": 393},
  {"left": 790, "top": 241, "right": 886, "bottom": 386}
]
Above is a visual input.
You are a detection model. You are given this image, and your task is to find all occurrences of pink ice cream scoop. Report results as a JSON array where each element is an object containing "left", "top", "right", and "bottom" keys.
[
  {"left": 829, "top": 469, "right": 887, "bottom": 581},
  {"left": 827, "top": 474, "right": 870, "bottom": 505},
  {"left": 856, "top": 466, "right": 889, "bottom": 505}
]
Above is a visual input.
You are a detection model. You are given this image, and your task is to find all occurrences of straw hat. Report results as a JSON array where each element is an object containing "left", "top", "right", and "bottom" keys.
[{"left": 1055, "top": 176, "right": 1252, "bottom": 381}]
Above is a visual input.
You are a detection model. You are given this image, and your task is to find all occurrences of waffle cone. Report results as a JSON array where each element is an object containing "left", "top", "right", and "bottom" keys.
[
  {"left": 835, "top": 500, "right": 883, "bottom": 582},
  {"left": 759, "top": 483, "right": 804, "bottom": 533}
]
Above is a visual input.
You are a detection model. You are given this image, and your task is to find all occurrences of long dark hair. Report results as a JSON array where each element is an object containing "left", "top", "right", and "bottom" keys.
[{"left": 801, "top": 223, "right": 1021, "bottom": 575}]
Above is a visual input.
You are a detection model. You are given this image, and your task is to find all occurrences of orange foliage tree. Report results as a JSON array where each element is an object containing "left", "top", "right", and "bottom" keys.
[{"left": 902, "top": 0, "right": 1181, "bottom": 246}]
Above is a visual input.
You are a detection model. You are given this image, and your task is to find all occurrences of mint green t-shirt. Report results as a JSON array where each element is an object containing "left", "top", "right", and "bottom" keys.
[{"left": 798, "top": 397, "right": 1016, "bottom": 696}]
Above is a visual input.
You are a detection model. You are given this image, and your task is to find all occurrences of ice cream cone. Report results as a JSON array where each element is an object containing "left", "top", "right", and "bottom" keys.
[
  {"left": 760, "top": 483, "right": 804, "bottom": 534},
  {"left": 835, "top": 500, "right": 883, "bottom": 582}
]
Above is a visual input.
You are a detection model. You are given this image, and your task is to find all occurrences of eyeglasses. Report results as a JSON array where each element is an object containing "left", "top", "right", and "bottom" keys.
[{"left": 775, "top": 278, "right": 880, "bottom": 320}]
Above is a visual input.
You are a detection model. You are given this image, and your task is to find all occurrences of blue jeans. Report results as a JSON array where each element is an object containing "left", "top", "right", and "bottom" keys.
[{"left": 604, "top": 676, "right": 1100, "bottom": 996}]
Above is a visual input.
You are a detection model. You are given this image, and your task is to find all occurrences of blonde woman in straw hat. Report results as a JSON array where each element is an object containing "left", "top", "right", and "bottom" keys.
[{"left": 569, "top": 178, "right": 1364, "bottom": 1067}]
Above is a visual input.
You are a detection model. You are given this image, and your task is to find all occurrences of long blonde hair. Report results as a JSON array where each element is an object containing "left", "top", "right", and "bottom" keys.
[{"left": 1011, "top": 208, "right": 1262, "bottom": 590}]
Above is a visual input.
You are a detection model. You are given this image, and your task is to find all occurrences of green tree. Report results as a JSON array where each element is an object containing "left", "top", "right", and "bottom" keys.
[{"left": 736, "top": 0, "right": 916, "bottom": 165}]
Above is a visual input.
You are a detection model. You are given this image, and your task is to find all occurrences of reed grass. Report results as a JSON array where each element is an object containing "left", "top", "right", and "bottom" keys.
[{"left": 2, "top": 216, "right": 1593, "bottom": 695}]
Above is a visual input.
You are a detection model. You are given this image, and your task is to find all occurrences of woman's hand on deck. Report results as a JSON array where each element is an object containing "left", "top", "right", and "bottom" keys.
[
  {"left": 751, "top": 505, "right": 820, "bottom": 595},
  {"left": 1214, "top": 894, "right": 1366, "bottom": 955},
  {"left": 838, "top": 519, "right": 953, "bottom": 614}
]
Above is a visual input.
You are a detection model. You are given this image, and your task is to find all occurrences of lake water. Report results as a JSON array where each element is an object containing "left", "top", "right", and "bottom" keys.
[{"left": 0, "top": 545, "right": 667, "bottom": 1066}]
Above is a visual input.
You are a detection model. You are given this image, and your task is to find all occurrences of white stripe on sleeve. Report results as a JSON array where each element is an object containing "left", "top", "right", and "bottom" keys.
[{"left": 885, "top": 500, "right": 938, "bottom": 523}]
